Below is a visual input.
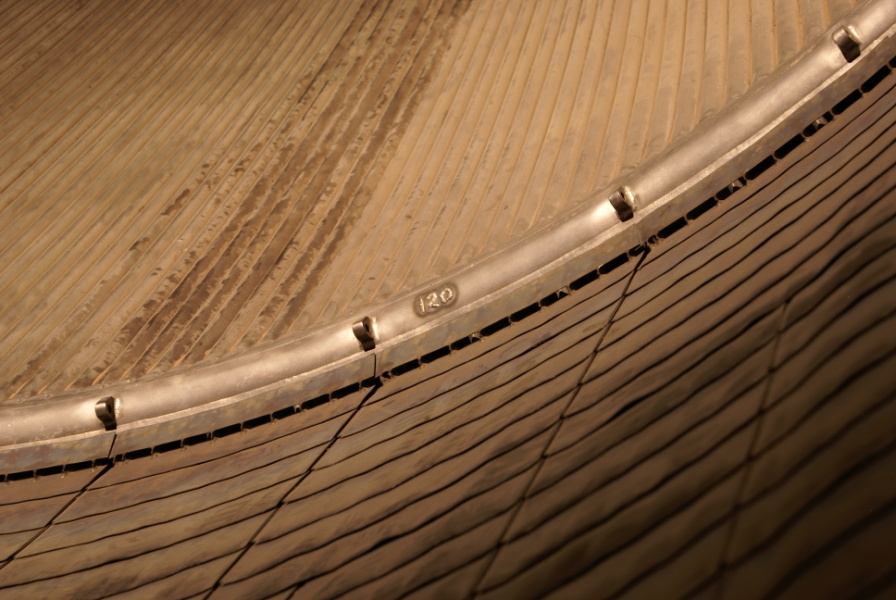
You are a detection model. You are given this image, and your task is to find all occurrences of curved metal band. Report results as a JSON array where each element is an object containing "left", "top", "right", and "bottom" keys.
[{"left": 2, "top": 0, "right": 895, "bottom": 472}]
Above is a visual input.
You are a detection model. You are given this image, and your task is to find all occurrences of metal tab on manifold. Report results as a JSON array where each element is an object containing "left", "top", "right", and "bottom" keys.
[
  {"left": 608, "top": 187, "right": 634, "bottom": 222},
  {"left": 352, "top": 316, "right": 376, "bottom": 351},
  {"left": 833, "top": 26, "right": 861, "bottom": 63},
  {"left": 95, "top": 396, "right": 119, "bottom": 431}
]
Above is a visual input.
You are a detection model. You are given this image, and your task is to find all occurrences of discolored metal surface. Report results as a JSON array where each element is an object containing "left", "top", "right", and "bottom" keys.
[
  {"left": 2, "top": 1, "right": 896, "bottom": 599},
  {"left": 0, "top": 0, "right": 870, "bottom": 401}
]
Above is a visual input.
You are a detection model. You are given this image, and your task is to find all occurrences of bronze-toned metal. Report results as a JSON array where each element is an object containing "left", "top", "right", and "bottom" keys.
[{"left": 1, "top": 1, "right": 895, "bottom": 598}]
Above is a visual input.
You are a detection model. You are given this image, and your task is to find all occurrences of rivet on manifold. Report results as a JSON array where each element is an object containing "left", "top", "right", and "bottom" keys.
[
  {"left": 352, "top": 316, "right": 376, "bottom": 351},
  {"left": 95, "top": 396, "right": 119, "bottom": 431},
  {"left": 725, "top": 177, "right": 746, "bottom": 195},
  {"left": 833, "top": 26, "right": 861, "bottom": 63},
  {"left": 608, "top": 186, "right": 634, "bottom": 222}
]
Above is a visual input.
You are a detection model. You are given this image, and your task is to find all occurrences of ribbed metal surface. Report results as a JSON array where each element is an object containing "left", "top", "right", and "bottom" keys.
[
  {"left": 1, "top": 43, "right": 895, "bottom": 597},
  {"left": 2, "top": 2, "right": 896, "bottom": 599},
  {"left": 0, "top": 0, "right": 863, "bottom": 401}
]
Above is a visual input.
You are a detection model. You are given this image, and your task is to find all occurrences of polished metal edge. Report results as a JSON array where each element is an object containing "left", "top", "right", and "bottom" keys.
[{"left": 2, "top": 0, "right": 894, "bottom": 472}]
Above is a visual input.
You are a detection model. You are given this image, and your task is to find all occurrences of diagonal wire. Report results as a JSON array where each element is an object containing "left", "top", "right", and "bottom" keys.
[
  {"left": 203, "top": 381, "right": 381, "bottom": 599},
  {"left": 469, "top": 248, "right": 648, "bottom": 597}
]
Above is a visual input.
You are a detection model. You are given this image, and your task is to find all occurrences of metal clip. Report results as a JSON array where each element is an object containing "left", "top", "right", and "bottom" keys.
[
  {"left": 833, "top": 26, "right": 861, "bottom": 63},
  {"left": 95, "top": 396, "right": 119, "bottom": 431},
  {"left": 352, "top": 317, "right": 376, "bottom": 351},
  {"left": 608, "top": 187, "right": 634, "bottom": 222}
]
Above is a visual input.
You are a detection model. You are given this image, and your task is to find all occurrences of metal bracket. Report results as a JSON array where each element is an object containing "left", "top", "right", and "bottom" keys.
[
  {"left": 352, "top": 317, "right": 376, "bottom": 351},
  {"left": 95, "top": 397, "right": 119, "bottom": 431},
  {"left": 608, "top": 187, "right": 634, "bottom": 222},
  {"left": 834, "top": 26, "right": 862, "bottom": 62}
]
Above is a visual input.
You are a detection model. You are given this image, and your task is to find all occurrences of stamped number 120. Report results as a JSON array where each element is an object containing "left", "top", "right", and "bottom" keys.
[{"left": 414, "top": 284, "right": 457, "bottom": 316}]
